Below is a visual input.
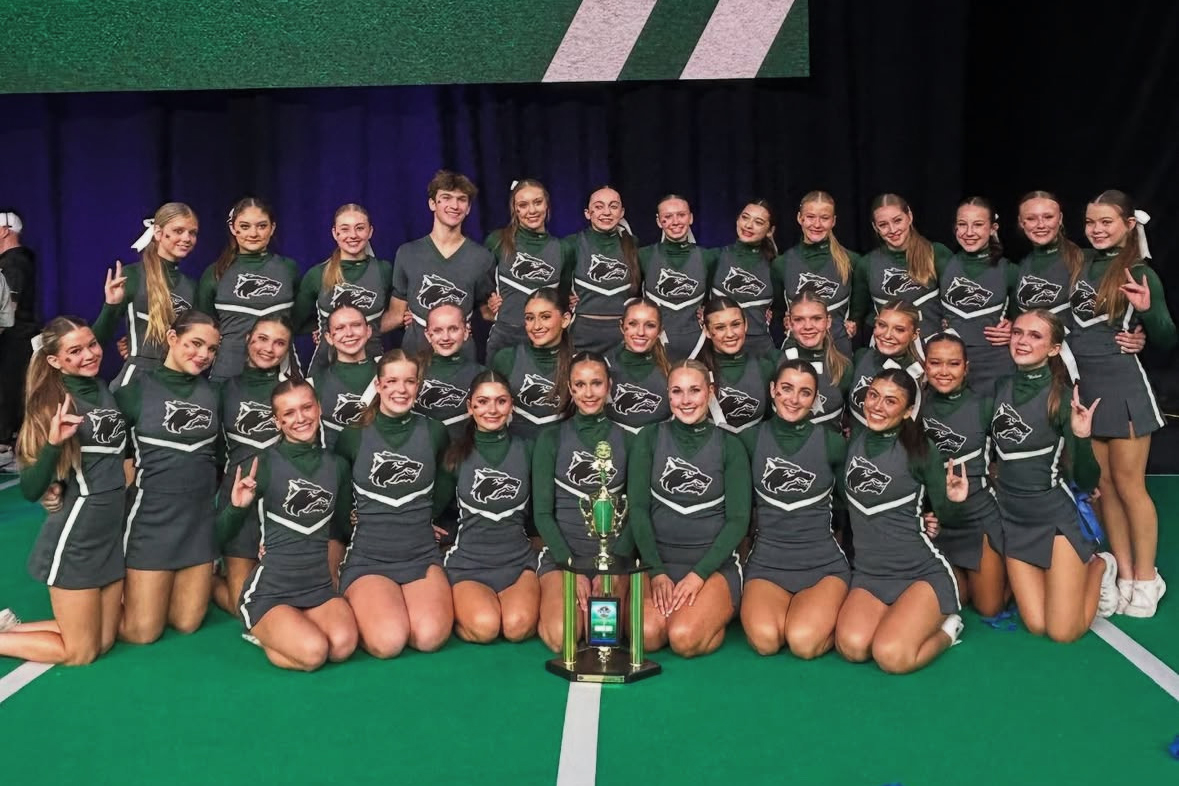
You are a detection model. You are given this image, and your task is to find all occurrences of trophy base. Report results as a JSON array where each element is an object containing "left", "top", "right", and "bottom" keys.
[{"left": 545, "top": 648, "right": 662, "bottom": 684}]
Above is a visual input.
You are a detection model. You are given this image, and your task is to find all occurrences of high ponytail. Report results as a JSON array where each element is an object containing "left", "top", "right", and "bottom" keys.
[
  {"left": 799, "top": 191, "right": 851, "bottom": 284},
  {"left": 17, "top": 317, "right": 91, "bottom": 479},
  {"left": 872, "top": 193, "right": 935, "bottom": 286},
  {"left": 323, "top": 203, "right": 370, "bottom": 290},
  {"left": 214, "top": 197, "right": 274, "bottom": 280},
  {"left": 958, "top": 196, "right": 1003, "bottom": 266},
  {"left": 1089, "top": 190, "right": 1144, "bottom": 324},
  {"left": 142, "top": 202, "right": 197, "bottom": 347},
  {"left": 525, "top": 287, "right": 573, "bottom": 410},
  {"left": 1019, "top": 190, "right": 1083, "bottom": 281},
  {"left": 499, "top": 179, "right": 550, "bottom": 264},
  {"left": 872, "top": 367, "right": 927, "bottom": 461}
]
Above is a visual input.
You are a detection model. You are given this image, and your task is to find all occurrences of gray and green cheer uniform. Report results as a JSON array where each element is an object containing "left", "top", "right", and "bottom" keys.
[
  {"left": 442, "top": 429, "right": 535, "bottom": 592},
  {"left": 739, "top": 415, "right": 849, "bottom": 593},
  {"left": 567, "top": 228, "right": 637, "bottom": 354},
  {"left": 492, "top": 344, "right": 569, "bottom": 442},
  {"left": 713, "top": 242, "right": 781, "bottom": 358},
  {"left": 708, "top": 350, "right": 776, "bottom": 434},
  {"left": 216, "top": 366, "right": 284, "bottom": 560},
  {"left": 93, "top": 260, "right": 197, "bottom": 391},
  {"left": 335, "top": 412, "right": 450, "bottom": 590},
  {"left": 847, "top": 348, "right": 924, "bottom": 431},
  {"left": 604, "top": 346, "right": 671, "bottom": 434},
  {"left": 21, "top": 376, "right": 127, "bottom": 589},
  {"left": 533, "top": 413, "right": 629, "bottom": 576},
  {"left": 852, "top": 242, "right": 952, "bottom": 328},
  {"left": 485, "top": 228, "right": 574, "bottom": 360},
  {"left": 292, "top": 256, "right": 392, "bottom": 377},
  {"left": 627, "top": 419, "right": 751, "bottom": 607},
  {"left": 991, "top": 368, "right": 1100, "bottom": 567},
  {"left": 115, "top": 367, "right": 220, "bottom": 570},
  {"left": 1014, "top": 241, "right": 1072, "bottom": 316},
  {"left": 920, "top": 386, "right": 1003, "bottom": 570},
  {"left": 779, "top": 240, "right": 856, "bottom": 357},
  {"left": 392, "top": 236, "right": 494, "bottom": 360},
  {"left": 413, "top": 353, "right": 487, "bottom": 441},
  {"left": 220, "top": 440, "right": 352, "bottom": 631},
  {"left": 936, "top": 250, "right": 1017, "bottom": 393},
  {"left": 640, "top": 240, "right": 716, "bottom": 361},
  {"left": 309, "top": 358, "right": 376, "bottom": 453},
  {"left": 781, "top": 341, "right": 852, "bottom": 430},
  {"left": 844, "top": 429, "right": 960, "bottom": 613},
  {"left": 1070, "top": 250, "right": 1177, "bottom": 439}
]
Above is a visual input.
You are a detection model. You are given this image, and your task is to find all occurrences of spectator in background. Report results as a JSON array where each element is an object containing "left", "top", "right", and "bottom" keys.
[{"left": 0, "top": 209, "right": 37, "bottom": 468}]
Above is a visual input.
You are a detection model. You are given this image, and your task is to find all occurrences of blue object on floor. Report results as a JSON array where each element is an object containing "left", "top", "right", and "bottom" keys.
[
  {"left": 979, "top": 608, "right": 1018, "bottom": 631},
  {"left": 1072, "top": 484, "right": 1104, "bottom": 543},
  {"left": 1168, "top": 735, "right": 1179, "bottom": 759}
]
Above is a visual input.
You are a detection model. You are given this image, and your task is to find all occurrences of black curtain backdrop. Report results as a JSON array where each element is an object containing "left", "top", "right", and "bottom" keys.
[{"left": 3, "top": 1, "right": 1178, "bottom": 458}]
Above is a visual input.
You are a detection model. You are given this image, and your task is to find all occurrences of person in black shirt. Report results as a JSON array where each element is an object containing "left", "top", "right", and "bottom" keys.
[{"left": 0, "top": 209, "right": 37, "bottom": 452}]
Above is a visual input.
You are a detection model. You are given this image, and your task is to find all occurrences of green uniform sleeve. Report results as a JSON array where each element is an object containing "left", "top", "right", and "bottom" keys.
[
  {"left": 330, "top": 455, "right": 354, "bottom": 542},
  {"left": 18, "top": 443, "right": 63, "bottom": 501},
  {"left": 825, "top": 427, "right": 848, "bottom": 470},
  {"left": 691, "top": 432, "right": 752, "bottom": 578},
  {"left": 559, "top": 236, "right": 577, "bottom": 299},
  {"left": 913, "top": 438, "right": 961, "bottom": 527},
  {"left": 618, "top": 424, "right": 665, "bottom": 576},
  {"left": 849, "top": 255, "right": 872, "bottom": 323},
  {"left": 216, "top": 453, "right": 271, "bottom": 546},
  {"left": 428, "top": 420, "right": 456, "bottom": 518},
  {"left": 702, "top": 246, "right": 719, "bottom": 289},
  {"left": 1005, "top": 263, "right": 1021, "bottom": 319},
  {"left": 490, "top": 346, "right": 515, "bottom": 377},
  {"left": 196, "top": 265, "right": 218, "bottom": 315},
  {"left": 1055, "top": 405, "right": 1100, "bottom": 491},
  {"left": 484, "top": 229, "right": 503, "bottom": 256},
  {"left": 333, "top": 426, "right": 361, "bottom": 462},
  {"left": 112, "top": 377, "right": 143, "bottom": 426},
  {"left": 1133, "top": 265, "right": 1177, "bottom": 351},
  {"left": 531, "top": 427, "right": 573, "bottom": 566},
  {"left": 837, "top": 362, "right": 853, "bottom": 395},
  {"left": 291, "top": 265, "right": 324, "bottom": 334},
  {"left": 92, "top": 265, "right": 139, "bottom": 343}
]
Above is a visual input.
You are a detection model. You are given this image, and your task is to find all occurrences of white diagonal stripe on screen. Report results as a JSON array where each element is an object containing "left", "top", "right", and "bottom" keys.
[
  {"left": 543, "top": 0, "right": 660, "bottom": 82},
  {"left": 680, "top": 0, "right": 796, "bottom": 80}
]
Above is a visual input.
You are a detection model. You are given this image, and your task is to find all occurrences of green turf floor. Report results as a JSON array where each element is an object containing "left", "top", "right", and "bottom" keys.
[{"left": 1, "top": 479, "right": 1177, "bottom": 785}]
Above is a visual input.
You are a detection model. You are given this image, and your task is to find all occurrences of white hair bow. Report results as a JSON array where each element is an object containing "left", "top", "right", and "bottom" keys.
[
  {"left": 1134, "top": 209, "right": 1151, "bottom": 260},
  {"left": 131, "top": 219, "right": 155, "bottom": 252},
  {"left": 30, "top": 334, "right": 44, "bottom": 353}
]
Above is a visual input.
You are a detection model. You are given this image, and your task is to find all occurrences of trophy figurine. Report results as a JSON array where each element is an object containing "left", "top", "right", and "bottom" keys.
[{"left": 545, "top": 441, "right": 661, "bottom": 683}]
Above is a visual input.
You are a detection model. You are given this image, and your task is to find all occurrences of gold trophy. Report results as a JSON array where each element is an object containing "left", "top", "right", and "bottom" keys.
[{"left": 545, "top": 441, "right": 661, "bottom": 683}]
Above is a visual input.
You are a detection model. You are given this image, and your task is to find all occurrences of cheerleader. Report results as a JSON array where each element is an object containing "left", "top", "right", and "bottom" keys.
[
  {"left": 1014, "top": 191, "right": 1081, "bottom": 317},
  {"left": 413, "top": 303, "right": 487, "bottom": 441},
  {"left": 291, "top": 203, "right": 392, "bottom": 376},
  {"left": 211, "top": 316, "right": 292, "bottom": 618},
  {"left": 0, "top": 318, "right": 126, "bottom": 664},
  {"left": 94, "top": 203, "right": 200, "bottom": 390},
  {"left": 853, "top": 194, "right": 950, "bottom": 328},
  {"left": 441, "top": 371, "right": 539, "bottom": 643},
  {"left": 604, "top": 297, "right": 673, "bottom": 434},
  {"left": 533, "top": 352, "right": 631, "bottom": 652},
  {"left": 995, "top": 310, "right": 1119, "bottom": 639},
  {"left": 387, "top": 171, "right": 496, "bottom": 359},
  {"left": 195, "top": 197, "right": 299, "bottom": 382},
  {"left": 335, "top": 350, "right": 453, "bottom": 657},
  {"left": 309, "top": 305, "right": 377, "bottom": 453},
  {"left": 566, "top": 186, "right": 642, "bottom": 354},
  {"left": 698, "top": 296, "right": 776, "bottom": 435},
  {"left": 739, "top": 359, "right": 849, "bottom": 658},
  {"left": 781, "top": 291, "right": 853, "bottom": 430},
  {"left": 938, "top": 198, "right": 1015, "bottom": 392},
  {"left": 779, "top": 191, "right": 858, "bottom": 357},
  {"left": 1073, "top": 191, "right": 1177, "bottom": 617},
  {"left": 484, "top": 179, "right": 574, "bottom": 361},
  {"left": 115, "top": 311, "right": 221, "bottom": 644},
  {"left": 848, "top": 300, "right": 924, "bottom": 431},
  {"left": 712, "top": 200, "right": 781, "bottom": 358},
  {"left": 640, "top": 195, "right": 716, "bottom": 361},
  {"left": 627, "top": 359, "right": 751, "bottom": 657},
  {"left": 489, "top": 288, "right": 572, "bottom": 442},
  {"left": 834, "top": 369, "right": 968, "bottom": 673},
  {"left": 920, "top": 332, "right": 1006, "bottom": 616},
  {"left": 221, "top": 378, "right": 358, "bottom": 670}
]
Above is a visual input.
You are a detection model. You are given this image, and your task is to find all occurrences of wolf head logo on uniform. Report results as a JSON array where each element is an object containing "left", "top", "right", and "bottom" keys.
[
  {"left": 282, "top": 478, "right": 334, "bottom": 517},
  {"left": 660, "top": 457, "right": 712, "bottom": 496},
  {"left": 1017, "top": 275, "right": 1062, "bottom": 308},
  {"left": 718, "top": 387, "right": 760, "bottom": 423},
  {"left": 416, "top": 379, "right": 466, "bottom": 412},
  {"left": 761, "top": 457, "right": 817, "bottom": 495},
  {"left": 612, "top": 382, "right": 662, "bottom": 416},
  {"left": 86, "top": 409, "right": 126, "bottom": 445},
  {"left": 235, "top": 401, "right": 276, "bottom": 436},
  {"left": 369, "top": 451, "right": 424, "bottom": 488},
  {"left": 233, "top": 273, "right": 283, "bottom": 300},
  {"left": 511, "top": 251, "right": 556, "bottom": 283},
  {"left": 518, "top": 374, "right": 556, "bottom": 408},
  {"left": 655, "top": 268, "right": 699, "bottom": 299},
  {"left": 331, "top": 283, "right": 378, "bottom": 312},
  {"left": 992, "top": 403, "right": 1033, "bottom": 443},
  {"left": 944, "top": 276, "right": 994, "bottom": 310},
  {"left": 1071, "top": 280, "right": 1098, "bottom": 320},
  {"left": 850, "top": 375, "right": 874, "bottom": 410},
  {"left": 923, "top": 417, "right": 967, "bottom": 453},
  {"left": 796, "top": 271, "right": 839, "bottom": 300},
  {"left": 846, "top": 456, "right": 892, "bottom": 495},
  {"left": 471, "top": 468, "right": 522, "bottom": 504},
  {"left": 568, "top": 450, "right": 617, "bottom": 487},
  {"left": 162, "top": 401, "right": 213, "bottom": 435},
  {"left": 417, "top": 274, "right": 467, "bottom": 311},
  {"left": 332, "top": 393, "right": 367, "bottom": 426},
  {"left": 723, "top": 267, "right": 766, "bottom": 297},
  {"left": 881, "top": 268, "right": 920, "bottom": 296},
  {"left": 170, "top": 292, "right": 193, "bottom": 314},
  {"left": 588, "top": 253, "right": 628, "bottom": 283}
]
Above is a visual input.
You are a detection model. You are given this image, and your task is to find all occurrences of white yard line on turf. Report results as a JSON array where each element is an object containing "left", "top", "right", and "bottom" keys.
[
  {"left": 556, "top": 682, "right": 602, "bottom": 786},
  {"left": 1091, "top": 618, "right": 1179, "bottom": 702},
  {"left": 0, "top": 478, "right": 21, "bottom": 491},
  {"left": 0, "top": 662, "right": 53, "bottom": 704}
]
